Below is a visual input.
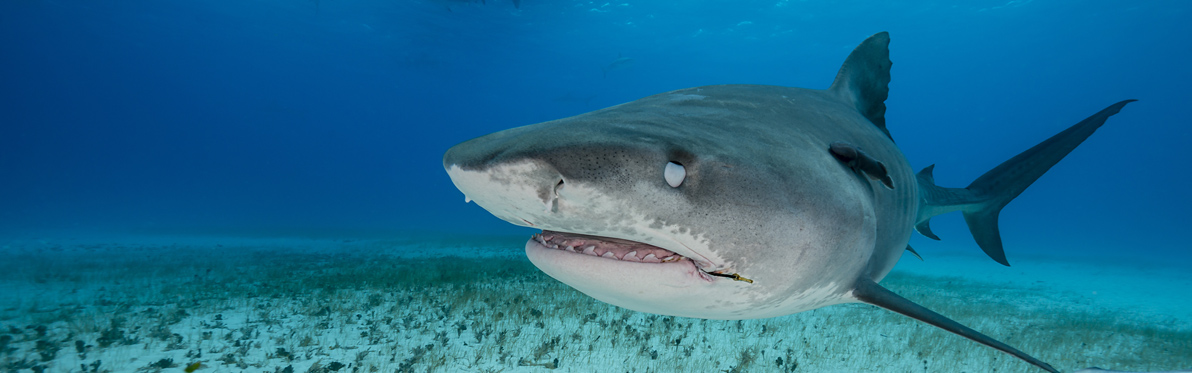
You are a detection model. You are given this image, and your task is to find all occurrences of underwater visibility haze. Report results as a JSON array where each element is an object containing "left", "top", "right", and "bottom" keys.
[{"left": 1, "top": 0, "right": 1190, "bottom": 372}]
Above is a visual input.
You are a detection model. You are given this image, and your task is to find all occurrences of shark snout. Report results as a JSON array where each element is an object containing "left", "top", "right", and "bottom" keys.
[
  {"left": 444, "top": 132, "right": 579, "bottom": 224},
  {"left": 444, "top": 120, "right": 683, "bottom": 236},
  {"left": 443, "top": 131, "right": 578, "bottom": 228}
]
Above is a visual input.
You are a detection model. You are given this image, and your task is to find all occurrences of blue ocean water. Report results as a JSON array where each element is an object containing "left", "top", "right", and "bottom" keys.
[
  {"left": 1, "top": 0, "right": 1187, "bottom": 250},
  {"left": 1, "top": 0, "right": 1190, "bottom": 372}
]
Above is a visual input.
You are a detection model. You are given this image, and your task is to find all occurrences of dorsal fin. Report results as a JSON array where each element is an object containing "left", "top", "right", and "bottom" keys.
[{"left": 829, "top": 32, "right": 892, "bottom": 139}]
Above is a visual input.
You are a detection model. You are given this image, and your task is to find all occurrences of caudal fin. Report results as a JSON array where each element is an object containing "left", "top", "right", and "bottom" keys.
[{"left": 917, "top": 100, "right": 1136, "bottom": 265}]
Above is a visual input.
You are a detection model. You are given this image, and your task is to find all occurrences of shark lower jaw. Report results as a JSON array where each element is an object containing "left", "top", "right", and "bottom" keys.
[
  {"left": 525, "top": 231, "right": 716, "bottom": 286},
  {"left": 524, "top": 232, "right": 769, "bottom": 318}
]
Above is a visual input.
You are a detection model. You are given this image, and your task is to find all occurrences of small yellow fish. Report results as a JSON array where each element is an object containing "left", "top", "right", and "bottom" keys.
[{"left": 184, "top": 362, "right": 203, "bottom": 373}]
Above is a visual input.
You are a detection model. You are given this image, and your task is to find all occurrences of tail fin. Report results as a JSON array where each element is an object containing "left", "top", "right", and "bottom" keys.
[{"left": 916, "top": 100, "right": 1135, "bottom": 265}]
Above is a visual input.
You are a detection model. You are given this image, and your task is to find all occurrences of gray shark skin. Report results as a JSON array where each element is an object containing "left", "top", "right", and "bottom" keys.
[
  {"left": 443, "top": 32, "right": 1133, "bottom": 373},
  {"left": 601, "top": 54, "right": 634, "bottom": 78}
]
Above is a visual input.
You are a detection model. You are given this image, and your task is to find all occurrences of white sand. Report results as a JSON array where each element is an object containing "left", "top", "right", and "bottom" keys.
[
  {"left": 0, "top": 234, "right": 1187, "bottom": 372},
  {"left": 894, "top": 247, "right": 1192, "bottom": 328}
]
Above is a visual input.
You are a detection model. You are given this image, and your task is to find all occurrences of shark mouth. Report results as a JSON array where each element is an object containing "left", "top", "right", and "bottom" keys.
[
  {"left": 533, "top": 231, "right": 685, "bottom": 263},
  {"left": 531, "top": 231, "right": 752, "bottom": 283}
]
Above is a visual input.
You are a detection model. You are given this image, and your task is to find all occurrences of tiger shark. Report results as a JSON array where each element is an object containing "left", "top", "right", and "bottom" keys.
[{"left": 442, "top": 32, "right": 1133, "bottom": 372}]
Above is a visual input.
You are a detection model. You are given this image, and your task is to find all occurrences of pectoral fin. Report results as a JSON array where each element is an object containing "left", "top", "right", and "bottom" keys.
[{"left": 852, "top": 279, "right": 1058, "bottom": 373}]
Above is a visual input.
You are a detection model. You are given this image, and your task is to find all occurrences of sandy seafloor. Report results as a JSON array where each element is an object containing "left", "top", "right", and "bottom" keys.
[{"left": 0, "top": 233, "right": 1188, "bottom": 373}]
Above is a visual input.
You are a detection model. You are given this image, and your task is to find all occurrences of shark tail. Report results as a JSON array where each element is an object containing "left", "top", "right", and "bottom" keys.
[{"left": 915, "top": 99, "right": 1135, "bottom": 265}]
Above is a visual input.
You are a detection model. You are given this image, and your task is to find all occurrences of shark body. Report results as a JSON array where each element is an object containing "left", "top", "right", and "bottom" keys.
[
  {"left": 443, "top": 32, "right": 1133, "bottom": 372},
  {"left": 601, "top": 54, "right": 635, "bottom": 78}
]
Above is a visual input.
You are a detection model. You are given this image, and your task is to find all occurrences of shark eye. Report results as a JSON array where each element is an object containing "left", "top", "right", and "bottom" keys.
[{"left": 664, "top": 161, "right": 686, "bottom": 187}]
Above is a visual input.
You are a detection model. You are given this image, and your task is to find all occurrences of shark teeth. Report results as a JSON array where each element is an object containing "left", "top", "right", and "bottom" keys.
[{"left": 534, "top": 231, "right": 685, "bottom": 264}]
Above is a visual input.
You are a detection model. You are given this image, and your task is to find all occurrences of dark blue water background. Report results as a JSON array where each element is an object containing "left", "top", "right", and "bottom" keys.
[{"left": 1, "top": 0, "right": 1188, "bottom": 260}]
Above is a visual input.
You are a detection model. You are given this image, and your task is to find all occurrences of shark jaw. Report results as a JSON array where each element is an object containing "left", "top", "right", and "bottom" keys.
[
  {"left": 528, "top": 230, "right": 712, "bottom": 279},
  {"left": 532, "top": 231, "right": 689, "bottom": 265},
  {"left": 523, "top": 230, "right": 751, "bottom": 318},
  {"left": 529, "top": 230, "right": 763, "bottom": 284}
]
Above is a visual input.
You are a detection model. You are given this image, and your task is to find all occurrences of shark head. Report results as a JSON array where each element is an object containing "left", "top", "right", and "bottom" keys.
[{"left": 444, "top": 86, "right": 878, "bottom": 320}]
